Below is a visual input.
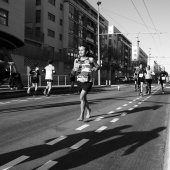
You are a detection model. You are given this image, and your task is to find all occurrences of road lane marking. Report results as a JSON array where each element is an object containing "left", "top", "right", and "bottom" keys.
[
  {"left": 128, "top": 102, "right": 132, "bottom": 103},
  {"left": 19, "top": 100, "right": 28, "bottom": 102},
  {"left": 34, "top": 98, "right": 42, "bottom": 100},
  {"left": 95, "top": 126, "right": 107, "bottom": 133},
  {"left": 116, "top": 107, "right": 122, "bottom": 110},
  {"left": 46, "top": 136, "right": 67, "bottom": 145},
  {"left": 76, "top": 124, "right": 89, "bottom": 131},
  {"left": 0, "top": 155, "right": 29, "bottom": 170},
  {"left": 136, "top": 98, "right": 140, "bottom": 100},
  {"left": 11, "top": 100, "right": 20, "bottom": 101},
  {"left": 107, "top": 111, "right": 115, "bottom": 114},
  {"left": 128, "top": 108, "right": 134, "bottom": 111},
  {"left": 94, "top": 116, "right": 104, "bottom": 121},
  {"left": 138, "top": 102, "right": 142, "bottom": 104},
  {"left": 121, "top": 112, "right": 127, "bottom": 116},
  {"left": 70, "top": 139, "right": 89, "bottom": 149},
  {"left": 110, "top": 118, "right": 119, "bottom": 123},
  {"left": 133, "top": 99, "right": 136, "bottom": 101},
  {"left": 36, "top": 160, "right": 58, "bottom": 170},
  {"left": 123, "top": 104, "right": 128, "bottom": 106},
  {"left": 133, "top": 105, "right": 138, "bottom": 107}
]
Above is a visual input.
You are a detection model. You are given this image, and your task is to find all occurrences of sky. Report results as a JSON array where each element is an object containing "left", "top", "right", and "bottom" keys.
[{"left": 86, "top": 0, "right": 170, "bottom": 73}]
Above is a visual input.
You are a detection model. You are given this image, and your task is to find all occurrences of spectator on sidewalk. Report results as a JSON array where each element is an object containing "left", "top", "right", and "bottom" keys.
[
  {"left": 42, "top": 60, "right": 55, "bottom": 97},
  {"left": 27, "top": 63, "right": 40, "bottom": 96}
]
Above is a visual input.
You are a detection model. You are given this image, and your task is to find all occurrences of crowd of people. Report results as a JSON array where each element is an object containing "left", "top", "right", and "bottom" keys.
[{"left": 133, "top": 63, "right": 168, "bottom": 96}]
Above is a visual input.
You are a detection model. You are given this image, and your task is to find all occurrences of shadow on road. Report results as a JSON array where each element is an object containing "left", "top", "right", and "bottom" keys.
[{"left": 0, "top": 125, "right": 166, "bottom": 169}]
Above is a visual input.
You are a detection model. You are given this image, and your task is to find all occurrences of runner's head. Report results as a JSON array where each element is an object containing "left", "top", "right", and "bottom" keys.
[
  {"left": 78, "top": 44, "right": 89, "bottom": 57},
  {"left": 48, "top": 60, "right": 53, "bottom": 65},
  {"left": 139, "top": 63, "right": 143, "bottom": 69}
]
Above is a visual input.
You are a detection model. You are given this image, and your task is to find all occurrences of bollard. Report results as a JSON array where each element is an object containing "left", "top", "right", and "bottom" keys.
[{"left": 118, "top": 85, "right": 120, "bottom": 91}]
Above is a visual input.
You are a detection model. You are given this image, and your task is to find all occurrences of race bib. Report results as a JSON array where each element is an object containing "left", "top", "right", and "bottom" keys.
[
  {"left": 161, "top": 77, "right": 165, "bottom": 80},
  {"left": 81, "top": 64, "right": 91, "bottom": 72},
  {"left": 77, "top": 75, "right": 88, "bottom": 82},
  {"left": 139, "top": 74, "right": 143, "bottom": 78}
]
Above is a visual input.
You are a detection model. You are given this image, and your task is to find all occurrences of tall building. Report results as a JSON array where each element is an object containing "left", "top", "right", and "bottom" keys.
[
  {"left": 25, "top": 0, "right": 108, "bottom": 59},
  {"left": 0, "top": 0, "right": 25, "bottom": 78}
]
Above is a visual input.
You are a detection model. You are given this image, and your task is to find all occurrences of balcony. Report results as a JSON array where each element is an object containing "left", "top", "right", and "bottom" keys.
[
  {"left": 87, "top": 25, "right": 94, "bottom": 32},
  {"left": 86, "top": 37, "right": 94, "bottom": 43},
  {"left": 25, "top": 27, "right": 44, "bottom": 43}
]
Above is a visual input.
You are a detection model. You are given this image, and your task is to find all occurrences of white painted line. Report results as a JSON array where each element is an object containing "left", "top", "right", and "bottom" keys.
[
  {"left": 116, "top": 107, "right": 122, "bottom": 110},
  {"left": 94, "top": 117, "right": 104, "bottom": 121},
  {"left": 121, "top": 112, "right": 127, "bottom": 116},
  {"left": 46, "top": 136, "right": 67, "bottom": 145},
  {"left": 133, "top": 100, "right": 136, "bottom": 101},
  {"left": 133, "top": 105, "right": 138, "bottom": 107},
  {"left": 123, "top": 104, "right": 128, "bottom": 106},
  {"left": 11, "top": 100, "right": 20, "bottom": 101},
  {"left": 128, "top": 102, "right": 132, "bottom": 103},
  {"left": 70, "top": 139, "right": 89, "bottom": 149},
  {"left": 34, "top": 98, "right": 41, "bottom": 100},
  {"left": 138, "top": 102, "right": 142, "bottom": 104},
  {"left": 110, "top": 118, "right": 119, "bottom": 123},
  {"left": 76, "top": 124, "right": 89, "bottom": 131},
  {"left": 0, "top": 155, "right": 29, "bottom": 170},
  {"left": 19, "top": 100, "right": 28, "bottom": 102},
  {"left": 107, "top": 111, "right": 115, "bottom": 114},
  {"left": 128, "top": 108, "right": 134, "bottom": 111},
  {"left": 0, "top": 102, "right": 5, "bottom": 104},
  {"left": 136, "top": 98, "right": 140, "bottom": 100},
  {"left": 27, "top": 98, "right": 33, "bottom": 100},
  {"left": 95, "top": 126, "right": 107, "bottom": 133},
  {"left": 36, "top": 160, "right": 58, "bottom": 170}
]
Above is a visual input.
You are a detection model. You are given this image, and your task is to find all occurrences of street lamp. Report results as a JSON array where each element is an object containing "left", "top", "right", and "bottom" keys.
[{"left": 97, "top": 1, "right": 101, "bottom": 86}]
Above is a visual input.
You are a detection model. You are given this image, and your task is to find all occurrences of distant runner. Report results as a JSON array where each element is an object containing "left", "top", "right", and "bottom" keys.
[
  {"left": 159, "top": 67, "right": 168, "bottom": 94},
  {"left": 138, "top": 63, "right": 146, "bottom": 96}
]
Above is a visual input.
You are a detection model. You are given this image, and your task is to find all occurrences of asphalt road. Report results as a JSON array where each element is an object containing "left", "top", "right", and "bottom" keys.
[{"left": 0, "top": 84, "right": 169, "bottom": 170}]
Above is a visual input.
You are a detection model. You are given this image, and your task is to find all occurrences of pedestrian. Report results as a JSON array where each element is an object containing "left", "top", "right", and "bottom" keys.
[
  {"left": 145, "top": 65, "right": 154, "bottom": 95},
  {"left": 137, "top": 63, "right": 146, "bottom": 96},
  {"left": 42, "top": 60, "right": 55, "bottom": 97},
  {"left": 74, "top": 44, "right": 100, "bottom": 121},
  {"left": 69, "top": 67, "right": 76, "bottom": 93},
  {"left": 159, "top": 67, "right": 168, "bottom": 94},
  {"left": 27, "top": 63, "right": 40, "bottom": 96},
  {"left": 134, "top": 67, "right": 139, "bottom": 91}
]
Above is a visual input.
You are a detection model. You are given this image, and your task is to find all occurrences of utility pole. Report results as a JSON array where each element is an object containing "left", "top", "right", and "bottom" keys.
[{"left": 97, "top": 1, "right": 101, "bottom": 86}]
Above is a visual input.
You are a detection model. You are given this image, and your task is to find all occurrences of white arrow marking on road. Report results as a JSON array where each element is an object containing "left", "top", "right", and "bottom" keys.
[
  {"left": 70, "top": 139, "right": 89, "bottom": 149},
  {"left": 95, "top": 126, "right": 107, "bottom": 133},
  {"left": 107, "top": 111, "right": 115, "bottom": 114},
  {"left": 116, "top": 107, "right": 122, "bottom": 110},
  {"left": 123, "top": 104, "right": 128, "bottom": 106},
  {"left": 110, "top": 118, "right": 119, "bottom": 123},
  {"left": 36, "top": 160, "right": 58, "bottom": 170},
  {"left": 76, "top": 124, "right": 89, "bottom": 130},
  {"left": 0, "top": 155, "right": 29, "bottom": 170},
  {"left": 128, "top": 108, "right": 134, "bottom": 111},
  {"left": 46, "top": 136, "right": 67, "bottom": 145}
]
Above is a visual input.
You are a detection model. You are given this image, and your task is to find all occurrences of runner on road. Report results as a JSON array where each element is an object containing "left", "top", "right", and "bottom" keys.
[
  {"left": 134, "top": 67, "right": 139, "bottom": 91},
  {"left": 27, "top": 63, "right": 40, "bottom": 96},
  {"left": 42, "top": 60, "right": 55, "bottom": 97},
  {"left": 74, "top": 44, "right": 100, "bottom": 121},
  {"left": 138, "top": 63, "right": 146, "bottom": 96},
  {"left": 159, "top": 67, "right": 168, "bottom": 94}
]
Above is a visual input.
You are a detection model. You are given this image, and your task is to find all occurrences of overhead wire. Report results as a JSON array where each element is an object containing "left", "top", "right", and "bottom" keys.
[{"left": 130, "top": 0, "right": 160, "bottom": 57}]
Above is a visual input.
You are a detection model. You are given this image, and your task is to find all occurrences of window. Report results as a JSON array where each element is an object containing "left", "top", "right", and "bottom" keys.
[
  {"left": 60, "top": 4, "right": 63, "bottom": 10},
  {"left": 0, "top": 8, "right": 8, "bottom": 26},
  {"left": 79, "top": 26, "right": 83, "bottom": 38},
  {"left": 36, "top": 0, "right": 41, "bottom": 6},
  {"left": 36, "top": 10, "right": 41, "bottom": 23},
  {"left": 60, "top": 19, "right": 63, "bottom": 26},
  {"left": 48, "top": 0, "right": 55, "bottom": 6},
  {"left": 59, "top": 49, "right": 62, "bottom": 53},
  {"left": 79, "top": 13, "right": 83, "bottom": 25},
  {"left": 48, "top": 12, "right": 55, "bottom": 22},
  {"left": 69, "top": 19, "right": 74, "bottom": 34},
  {"left": 69, "top": 5, "right": 74, "bottom": 19},
  {"left": 48, "top": 29, "right": 55, "bottom": 38},
  {"left": 59, "top": 34, "right": 62, "bottom": 40},
  {"left": 2, "top": 0, "right": 8, "bottom": 2},
  {"left": 48, "top": 46, "right": 54, "bottom": 52},
  {"left": 109, "top": 39, "right": 112, "bottom": 46}
]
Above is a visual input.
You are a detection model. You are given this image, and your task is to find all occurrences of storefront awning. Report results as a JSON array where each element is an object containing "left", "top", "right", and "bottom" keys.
[{"left": 0, "top": 30, "right": 25, "bottom": 50}]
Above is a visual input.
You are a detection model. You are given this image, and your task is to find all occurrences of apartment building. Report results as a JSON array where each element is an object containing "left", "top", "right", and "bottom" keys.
[
  {"left": 0, "top": 0, "right": 25, "bottom": 77},
  {"left": 108, "top": 26, "right": 132, "bottom": 80}
]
